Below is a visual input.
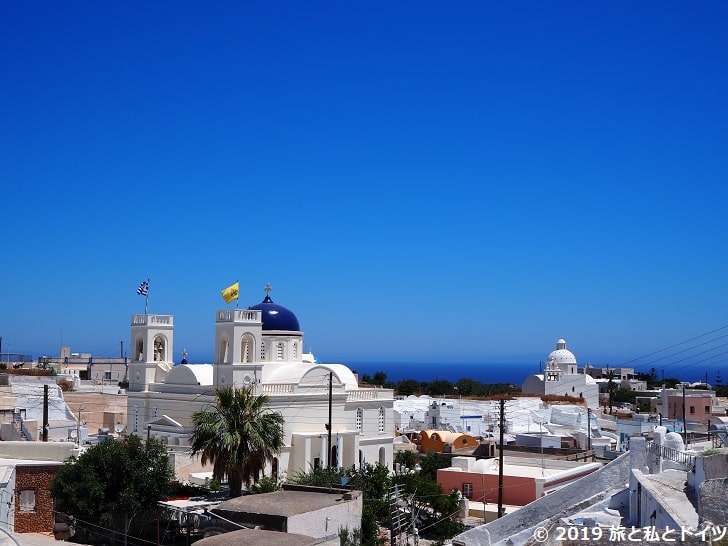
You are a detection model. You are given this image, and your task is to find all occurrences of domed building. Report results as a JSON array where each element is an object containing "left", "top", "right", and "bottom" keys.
[
  {"left": 126, "top": 284, "right": 394, "bottom": 484},
  {"left": 521, "top": 339, "right": 599, "bottom": 409}
]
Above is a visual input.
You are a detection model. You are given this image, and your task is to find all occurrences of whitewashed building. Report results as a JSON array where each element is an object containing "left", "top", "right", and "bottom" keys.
[
  {"left": 126, "top": 286, "right": 395, "bottom": 482},
  {"left": 521, "top": 339, "right": 599, "bottom": 409}
]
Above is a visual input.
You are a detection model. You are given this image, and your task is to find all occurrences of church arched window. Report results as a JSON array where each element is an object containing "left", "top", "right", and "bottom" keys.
[
  {"left": 219, "top": 335, "right": 229, "bottom": 363},
  {"left": 153, "top": 336, "right": 166, "bottom": 361},
  {"left": 241, "top": 335, "right": 254, "bottom": 363},
  {"left": 136, "top": 338, "right": 144, "bottom": 361}
]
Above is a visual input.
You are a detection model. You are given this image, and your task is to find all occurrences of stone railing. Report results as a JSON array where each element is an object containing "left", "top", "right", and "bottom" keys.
[
  {"left": 347, "top": 388, "right": 393, "bottom": 401},
  {"left": 259, "top": 383, "right": 295, "bottom": 394},
  {"left": 216, "top": 309, "right": 261, "bottom": 323},
  {"left": 131, "top": 314, "right": 174, "bottom": 326}
]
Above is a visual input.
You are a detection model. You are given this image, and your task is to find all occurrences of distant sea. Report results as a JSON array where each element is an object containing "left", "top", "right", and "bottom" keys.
[
  {"left": 345, "top": 361, "right": 726, "bottom": 386},
  {"left": 346, "top": 362, "right": 540, "bottom": 385}
]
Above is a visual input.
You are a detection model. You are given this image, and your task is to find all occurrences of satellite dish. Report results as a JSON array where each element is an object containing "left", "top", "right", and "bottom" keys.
[
  {"left": 114, "top": 423, "right": 125, "bottom": 434},
  {"left": 70, "top": 429, "right": 78, "bottom": 439}
]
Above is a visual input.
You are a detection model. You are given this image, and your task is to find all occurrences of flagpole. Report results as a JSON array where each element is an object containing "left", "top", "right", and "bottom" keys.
[
  {"left": 236, "top": 279, "right": 239, "bottom": 309},
  {"left": 145, "top": 278, "right": 150, "bottom": 314}
]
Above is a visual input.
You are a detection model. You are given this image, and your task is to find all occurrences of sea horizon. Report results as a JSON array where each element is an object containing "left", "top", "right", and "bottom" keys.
[
  {"left": 344, "top": 360, "right": 725, "bottom": 387},
  {"left": 346, "top": 361, "right": 541, "bottom": 385}
]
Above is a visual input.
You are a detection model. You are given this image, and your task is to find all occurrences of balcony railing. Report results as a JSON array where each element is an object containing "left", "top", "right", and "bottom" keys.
[
  {"left": 646, "top": 440, "right": 696, "bottom": 471},
  {"left": 216, "top": 309, "right": 262, "bottom": 323},
  {"left": 131, "top": 314, "right": 174, "bottom": 326}
]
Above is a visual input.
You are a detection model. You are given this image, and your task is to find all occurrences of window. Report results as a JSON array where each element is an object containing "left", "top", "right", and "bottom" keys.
[
  {"left": 219, "top": 336, "right": 229, "bottom": 363},
  {"left": 292, "top": 342, "right": 298, "bottom": 360},
  {"left": 19, "top": 490, "right": 35, "bottom": 512},
  {"left": 462, "top": 483, "right": 473, "bottom": 499},
  {"left": 260, "top": 343, "right": 266, "bottom": 361},
  {"left": 356, "top": 408, "right": 363, "bottom": 432},
  {"left": 705, "top": 406, "right": 710, "bottom": 413},
  {"left": 104, "top": 371, "right": 112, "bottom": 380},
  {"left": 378, "top": 407, "right": 385, "bottom": 433},
  {"left": 690, "top": 406, "right": 695, "bottom": 415},
  {"left": 276, "top": 342, "right": 285, "bottom": 361},
  {"left": 242, "top": 335, "right": 254, "bottom": 363}
]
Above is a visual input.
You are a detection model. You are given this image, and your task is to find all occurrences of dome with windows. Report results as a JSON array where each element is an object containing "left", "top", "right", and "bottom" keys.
[
  {"left": 249, "top": 295, "right": 300, "bottom": 331},
  {"left": 546, "top": 338, "right": 577, "bottom": 366}
]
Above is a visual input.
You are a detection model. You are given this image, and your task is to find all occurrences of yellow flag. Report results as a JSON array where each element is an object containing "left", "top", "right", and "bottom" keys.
[{"left": 221, "top": 282, "right": 239, "bottom": 304}]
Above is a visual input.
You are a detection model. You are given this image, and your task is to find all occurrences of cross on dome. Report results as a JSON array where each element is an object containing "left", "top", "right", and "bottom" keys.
[{"left": 265, "top": 282, "right": 272, "bottom": 296}]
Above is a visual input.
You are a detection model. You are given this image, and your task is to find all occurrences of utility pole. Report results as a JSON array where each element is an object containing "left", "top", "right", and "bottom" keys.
[
  {"left": 682, "top": 385, "right": 688, "bottom": 446},
  {"left": 327, "top": 371, "right": 333, "bottom": 471},
  {"left": 497, "top": 398, "right": 505, "bottom": 518},
  {"left": 76, "top": 406, "right": 84, "bottom": 446},
  {"left": 587, "top": 408, "right": 592, "bottom": 450},
  {"left": 42, "top": 384, "right": 49, "bottom": 442}
]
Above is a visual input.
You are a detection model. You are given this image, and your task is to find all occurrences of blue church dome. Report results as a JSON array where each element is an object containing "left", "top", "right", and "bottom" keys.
[{"left": 249, "top": 295, "right": 301, "bottom": 331}]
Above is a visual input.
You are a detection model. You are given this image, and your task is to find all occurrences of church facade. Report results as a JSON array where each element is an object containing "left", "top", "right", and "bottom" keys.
[
  {"left": 521, "top": 338, "right": 599, "bottom": 409},
  {"left": 126, "top": 287, "right": 394, "bottom": 483}
]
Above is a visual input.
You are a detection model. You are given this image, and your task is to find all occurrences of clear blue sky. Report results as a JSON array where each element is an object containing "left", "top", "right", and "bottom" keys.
[{"left": 2, "top": 2, "right": 727, "bottom": 373}]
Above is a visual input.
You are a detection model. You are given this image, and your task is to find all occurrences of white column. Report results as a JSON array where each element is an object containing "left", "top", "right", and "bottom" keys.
[
  {"left": 337, "top": 435, "right": 344, "bottom": 469},
  {"left": 303, "top": 437, "right": 311, "bottom": 470},
  {"left": 320, "top": 435, "right": 327, "bottom": 467}
]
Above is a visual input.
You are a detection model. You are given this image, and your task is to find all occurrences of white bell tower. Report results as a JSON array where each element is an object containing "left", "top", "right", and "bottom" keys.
[
  {"left": 213, "top": 308, "right": 264, "bottom": 389},
  {"left": 129, "top": 314, "right": 174, "bottom": 392}
]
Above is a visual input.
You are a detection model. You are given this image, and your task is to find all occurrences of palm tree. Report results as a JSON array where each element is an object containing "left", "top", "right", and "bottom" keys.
[{"left": 190, "top": 386, "right": 285, "bottom": 497}]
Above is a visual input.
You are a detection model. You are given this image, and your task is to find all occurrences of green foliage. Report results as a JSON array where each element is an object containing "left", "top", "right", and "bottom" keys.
[
  {"left": 190, "top": 386, "right": 285, "bottom": 498},
  {"left": 50, "top": 436, "right": 173, "bottom": 544},
  {"left": 417, "top": 451, "right": 452, "bottom": 481},
  {"left": 357, "top": 374, "right": 515, "bottom": 398},
  {"left": 394, "top": 450, "right": 419, "bottom": 470},
  {"left": 291, "top": 464, "right": 387, "bottom": 546},
  {"left": 612, "top": 388, "right": 638, "bottom": 405},
  {"left": 395, "top": 379, "right": 424, "bottom": 396},
  {"left": 290, "top": 465, "right": 348, "bottom": 488},
  {"left": 204, "top": 476, "right": 222, "bottom": 491},
  {"left": 251, "top": 473, "right": 284, "bottom": 493},
  {"left": 663, "top": 377, "right": 681, "bottom": 389},
  {"left": 360, "top": 501, "right": 385, "bottom": 546},
  {"left": 427, "top": 489, "right": 464, "bottom": 538},
  {"left": 293, "top": 458, "right": 463, "bottom": 544}
]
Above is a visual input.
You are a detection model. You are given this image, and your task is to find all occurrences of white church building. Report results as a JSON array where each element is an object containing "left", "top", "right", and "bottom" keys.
[
  {"left": 521, "top": 339, "right": 599, "bottom": 409},
  {"left": 126, "top": 286, "right": 394, "bottom": 482}
]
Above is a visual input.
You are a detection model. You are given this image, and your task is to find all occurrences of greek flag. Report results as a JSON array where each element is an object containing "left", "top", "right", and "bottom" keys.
[{"left": 137, "top": 281, "right": 149, "bottom": 296}]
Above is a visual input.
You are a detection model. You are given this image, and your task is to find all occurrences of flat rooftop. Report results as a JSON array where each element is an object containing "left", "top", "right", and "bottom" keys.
[{"left": 214, "top": 488, "right": 360, "bottom": 518}]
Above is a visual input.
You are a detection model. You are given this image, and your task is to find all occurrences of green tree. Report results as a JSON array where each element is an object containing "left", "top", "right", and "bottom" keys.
[
  {"left": 395, "top": 379, "right": 423, "bottom": 396},
  {"left": 428, "top": 379, "right": 454, "bottom": 396},
  {"left": 372, "top": 371, "right": 388, "bottom": 386},
  {"left": 605, "top": 369, "right": 617, "bottom": 414},
  {"left": 50, "top": 436, "right": 173, "bottom": 544},
  {"left": 190, "top": 386, "right": 285, "bottom": 498}
]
